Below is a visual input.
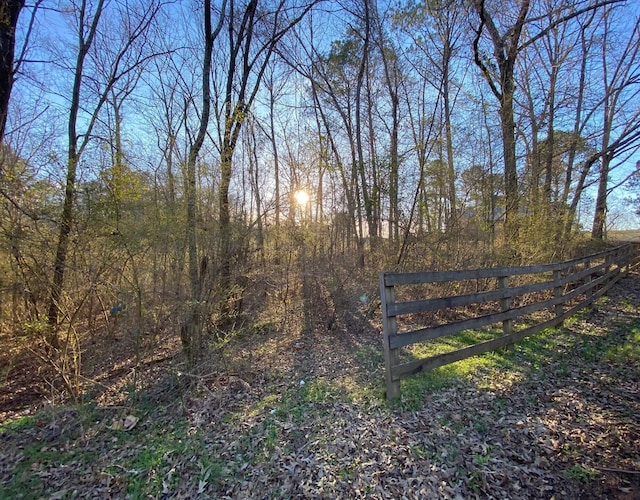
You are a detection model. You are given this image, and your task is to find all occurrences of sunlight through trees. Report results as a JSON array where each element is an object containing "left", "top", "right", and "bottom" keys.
[{"left": 1, "top": 0, "right": 639, "bottom": 367}]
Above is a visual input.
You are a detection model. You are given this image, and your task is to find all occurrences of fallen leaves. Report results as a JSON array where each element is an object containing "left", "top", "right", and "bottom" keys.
[
  {"left": 1, "top": 273, "right": 640, "bottom": 498},
  {"left": 108, "top": 414, "right": 139, "bottom": 431}
]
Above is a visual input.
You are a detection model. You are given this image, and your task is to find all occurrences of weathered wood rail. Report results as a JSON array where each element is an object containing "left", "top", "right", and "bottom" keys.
[{"left": 380, "top": 243, "right": 639, "bottom": 399}]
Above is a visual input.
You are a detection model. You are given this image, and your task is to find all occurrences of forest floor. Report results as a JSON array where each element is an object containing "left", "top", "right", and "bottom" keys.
[{"left": 1, "top": 263, "right": 639, "bottom": 498}]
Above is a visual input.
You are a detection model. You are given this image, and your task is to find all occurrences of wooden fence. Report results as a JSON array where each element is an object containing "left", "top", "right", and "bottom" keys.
[{"left": 380, "top": 243, "right": 639, "bottom": 399}]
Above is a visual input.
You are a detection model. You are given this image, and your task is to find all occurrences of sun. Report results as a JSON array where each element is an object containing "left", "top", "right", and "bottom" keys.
[{"left": 294, "top": 190, "right": 310, "bottom": 206}]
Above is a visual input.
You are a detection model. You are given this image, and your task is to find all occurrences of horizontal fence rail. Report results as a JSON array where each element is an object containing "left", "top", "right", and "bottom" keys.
[{"left": 380, "top": 243, "right": 640, "bottom": 399}]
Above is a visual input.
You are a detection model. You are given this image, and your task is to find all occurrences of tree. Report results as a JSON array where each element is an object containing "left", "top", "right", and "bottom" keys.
[
  {"left": 46, "top": 0, "right": 161, "bottom": 347},
  {"left": 395, "top": 0, "right": 463, "bottom": 233},
  {"left": 0, "top": 0, "right": 24, "bottom": 141},
  {"left": 590, "top": 5, "right": 640, "bottom": 240},
  {"left": 472, "top": 0, "right": 530, "bottom": 243},
  {"left": 308, "top": 32, "right": 372, "bottom": 264},
  {"left": 181, "top": 0, "right": 226, "bottom": 358},
  {"left": 371, "top": 0, "right": 403, "bottom": 244},
  {"left": 179, "top": 0, "right": 317, "bottom": 349},
  {"left": 0, "top": 144, "right": 55, "bottom": 326},
  {"left": 471, "top": 0, "right": 626, "bottom": 245},
  {"left": 305, "top": 40, "right": 364, "bottom": 259}
]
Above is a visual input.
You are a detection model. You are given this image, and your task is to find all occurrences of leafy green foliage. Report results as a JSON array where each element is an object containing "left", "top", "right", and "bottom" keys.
[{"left": 567, "top": 463, "right": 600, "bottom": 482}]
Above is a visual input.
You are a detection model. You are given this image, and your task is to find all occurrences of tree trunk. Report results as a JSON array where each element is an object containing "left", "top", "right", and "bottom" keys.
[
  {"left": 473, "top": 0, "right": 530, "bottom": 245},
  {"left": 181, "top": 0, "right": 220, "bottom": 360},
  {"left": 48, "top": 0, "right": 107, "bottom": 348},
  {"left": 354, "top": 0, "right": 375, "bottom": 251},
  {"left": 499, "top": 75, "right": 519, "bottom": 243},
  {"left": 47, "top": 155, "right": 78, "bottom": 348},
  {"left": 591, "top": 154, "right": 609, "bottom": 240},
  {"left": 268, "top": 75, "right": 281, "bottom": 227},
  {"left": 442, "top": 44, "right": 456, "bottom": 228},
  {"left": 0, "top": 0, "right": 24, "bottom": 141}
]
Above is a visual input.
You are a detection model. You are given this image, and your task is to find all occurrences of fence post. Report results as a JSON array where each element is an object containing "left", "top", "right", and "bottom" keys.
[
  {"left": 498, "top": 275, "right": 513, "bottom": 336},
  {"left": 380, "top": 273, "right": 400, "bottom": 399},
  {"left": 604, "top": 251, "right": 614, "bottom": 294},
  {"left": 553, "top": 269, "right": 564, "bottom": 323},
  {"left": 585, "top": 258, "right": 593, "bottom": 299},
  {"left": 624, "top": 245, "right": 631, "bottom": 277}
]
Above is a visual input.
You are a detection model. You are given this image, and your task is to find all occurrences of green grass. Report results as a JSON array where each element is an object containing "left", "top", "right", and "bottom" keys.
[
  {"left": 393, "top": 319, "right": 595, "bottom": 409},
  {"left": 605, "top": 321, "right": 640, "bottom": 365},
  {"left": 0, "top": 403, "right": 226, "bottom": 499},
  {"left": 567, "top": 463, "right": 600, "bottom": 482},
  {"left": 473, "top": 445, "right": 492, "bottom": 466},
  {"left": 388, "top": 292, "right": 640, "bottom": 410},
  {"left": 230, "top": 376, "right": 353, "bottom": 462},
  {"left": 0, "top": 438, "right": 97, "bottom": 498},
  {"left": 115, "top": 421, "right": 224, "bottom": 497},
  {"left": 0, "top": 414, "right": 37, "bottom": 433},
  {"left": 395, "top": 327, "right": 532, "bottom": 409},
  {"left": 0, "top": 443, "right": 47, "bottom": 498}
]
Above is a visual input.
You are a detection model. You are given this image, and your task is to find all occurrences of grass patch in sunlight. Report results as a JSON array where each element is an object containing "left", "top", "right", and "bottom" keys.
[
  {"left": 353, "top": 344, "right": 385, "bottom": 372},
  {"left": 239, "top": 377, "right": 342, "bottom": 424},
  {"left": 405, "top": 328, "right": 496, "bottom": 362},
  {"left": 391, "top": 296, "right": 639, "bottom": 408},
  {"left": 0, "top": 414, "right": 37, "bottom": 433},
  {"left": 227, "top": 375, "right": 389, "bottom": 465},
  {"left": 246, "top": 377, "right": 344, "bottom": 423},
  {"left": 299, "top": 378, "right": 344, "bottom": 404},
  {"left": 505, "top": 326, "right": 569, "bottom": 370},
  {"left": 397, "top": 329, "right": 502, "bottom": 408},
  {"left": 395, "top": 325, "right": 577, "bottom": 409},
  {"left": 390, "top": 297, "right": 640, "bottom": 408},
  {"left": 243, "top": 393, "right": 281, "bottom": 419},
  {"left": 399, "top": 354, "right": 497, "bottom": 410}
]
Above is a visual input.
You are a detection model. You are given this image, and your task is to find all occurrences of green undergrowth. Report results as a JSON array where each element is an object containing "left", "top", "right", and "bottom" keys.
[
  {"left": 0, "top": 414, "right": 37, "bottom": 433},
  {"left": 567, "top": 463, "right": 601, "bottom": 482},
  {"left": 604, "top": 319, "right": 640, "bottom": 366},
  {"left": 0, "top": 397, "right": 224, "bottom": 498}
]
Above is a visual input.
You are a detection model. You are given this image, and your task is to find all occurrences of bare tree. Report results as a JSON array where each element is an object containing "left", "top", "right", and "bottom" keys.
[
  {"left": 591, "top": 5, "right": 640, "bottom": 240},
  {"left": 471, "top": 0, "right": 626, "bottom": 245},
  {"left": 46, "top": 0, "right": 162, "bottom": 347},
  {"left": 180, "top": 0, "right": 318, "bottom": 350},
  {"left": 0, "top": 0, "right": 25, "bottom": 141},
  {"left": 472, "top": 0, "right": 530, "bottom": 243},
  {"left": 181, "top": 0, "right": 227, "bottom": 358},
  {"left": 214, "top": 0, "right": 317, "bottom": 312},
  {"left": 394, "top": 0, "right": 465, "bottom": 242}
]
